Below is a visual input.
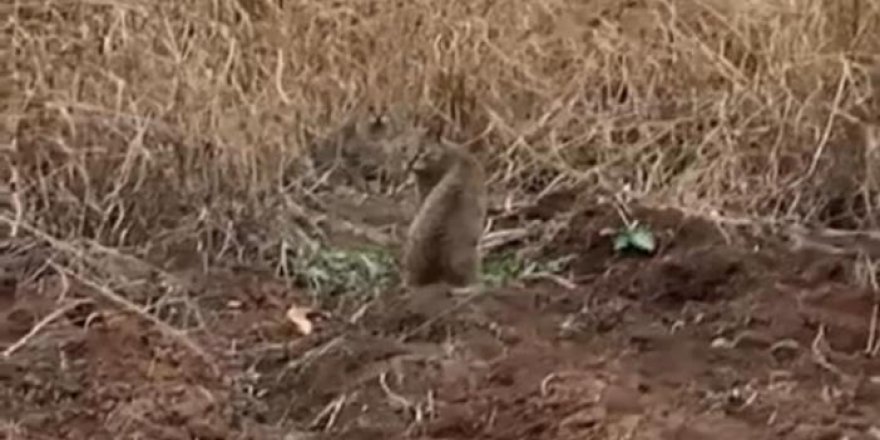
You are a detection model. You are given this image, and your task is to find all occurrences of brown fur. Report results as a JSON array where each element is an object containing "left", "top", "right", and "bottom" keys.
[
  {"left": 409, "top": 138, "right": 454, "bottom": 203},
  {"left": 309, "top": 110, "right": 401, "bottom": 192},
  {"left": 402, "top": 140, "right": 487, "bottom": 287}
]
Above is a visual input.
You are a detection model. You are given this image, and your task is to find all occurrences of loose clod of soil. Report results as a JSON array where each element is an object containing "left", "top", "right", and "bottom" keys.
[{"left": 3, "top": 206, "right": 880, "bottom": 439}]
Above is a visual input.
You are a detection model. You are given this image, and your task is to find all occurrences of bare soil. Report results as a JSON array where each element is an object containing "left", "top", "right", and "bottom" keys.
[{"left": 2, "top": 202, "right": 880, "bottom": 439}]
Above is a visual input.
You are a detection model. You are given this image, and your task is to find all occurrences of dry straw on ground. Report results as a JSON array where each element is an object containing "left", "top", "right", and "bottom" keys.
[
  {"left": 4, "top": 3, "right": 880, "bottom": 437},
  {"left": 4, "top": 0, "right": 880, "bottom": 264}
]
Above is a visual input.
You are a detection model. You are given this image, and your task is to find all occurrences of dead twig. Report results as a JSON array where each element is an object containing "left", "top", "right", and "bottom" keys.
[
  {"left": 870, "top": 303, "right": 880, "bottom": 357},
  {"left": 309, "top": 393, "right": 348, "bottom": 431},
  {"left": 379, "top": 371, "right": 417, "bottom": 417},
  {"left": 0, "top": 214, "right": 221, "bottom": 375},
  {"left": 479, "top": 227, "right": 532, "bottom": 253},
  {"left": 399, "top": 286, "right": 484, "bottom": 342},
  {"left": 2, "top": 298, "right": 93, "bottom": 358},
  {"left": 57, "top": 266, "right": 222, "bottom": 377},
  {"left": 810, "top": 325, "right": 847, "bottom": 379}
]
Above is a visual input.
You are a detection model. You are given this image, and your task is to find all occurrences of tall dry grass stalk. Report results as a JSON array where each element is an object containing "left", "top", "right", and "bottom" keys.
[{"left": 3, "top": 0, "right": 880, "bottom": 266}]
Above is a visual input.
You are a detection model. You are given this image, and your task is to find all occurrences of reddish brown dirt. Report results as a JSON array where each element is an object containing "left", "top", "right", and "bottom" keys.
[{"left": 2, "top": 204, "right": 880, "bottom": 439}]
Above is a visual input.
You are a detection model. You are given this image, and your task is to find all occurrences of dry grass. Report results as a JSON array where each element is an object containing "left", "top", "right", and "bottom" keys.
[{"left": 5, "top": 0, "right": 880, "bottom": 271}]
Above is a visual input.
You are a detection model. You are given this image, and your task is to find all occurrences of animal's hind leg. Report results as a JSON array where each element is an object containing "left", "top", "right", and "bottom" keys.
[
  {"left": 446, "top": 242, "right": 480, "bottom": 287},
  {"left": 402, "top": 239, "right": 441, "bottom": 287}
]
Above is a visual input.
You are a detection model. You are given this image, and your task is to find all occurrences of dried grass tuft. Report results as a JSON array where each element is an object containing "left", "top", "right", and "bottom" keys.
[{"left": 5, "top": 0, "right": 880, "bottom": 266}]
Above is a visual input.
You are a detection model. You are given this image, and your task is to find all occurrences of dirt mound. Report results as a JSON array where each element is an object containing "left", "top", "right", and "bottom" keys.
[{"left": 2, "top": 205, "right": 880, "bottom": 439}]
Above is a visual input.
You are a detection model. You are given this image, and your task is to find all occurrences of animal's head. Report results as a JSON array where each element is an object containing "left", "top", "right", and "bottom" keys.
[{"left": 405, "top": 137, "right": 457, "bottom": 179}]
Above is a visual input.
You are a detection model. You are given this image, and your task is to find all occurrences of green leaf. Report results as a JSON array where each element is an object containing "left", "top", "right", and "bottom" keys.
[
  {"left": 628, "top": 227, "right": 656, "bottom": 253},
  {"left": 613, "top": 233, "right": 631, "bottom": 252},
  {"left": 612, "top": 225, "right": 656, "bottom": 254}
]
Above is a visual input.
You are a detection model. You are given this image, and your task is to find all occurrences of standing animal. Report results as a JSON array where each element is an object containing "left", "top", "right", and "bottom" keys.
[{"left": 402, "top": 139, "right": 487, "bottom": 288}]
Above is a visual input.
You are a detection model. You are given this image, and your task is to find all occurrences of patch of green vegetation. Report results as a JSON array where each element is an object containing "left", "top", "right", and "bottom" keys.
[
  {"left": 481, "top": 250, "right": 572, "bottom": 287},
  {"left": 290, "top": 244, "right": 573, "bottom": 296},
  {"left": 293, "top": 245, "right": 398, "bottom": 296}
]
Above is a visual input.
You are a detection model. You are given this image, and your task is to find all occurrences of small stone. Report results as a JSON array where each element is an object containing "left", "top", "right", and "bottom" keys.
[{"left": 710, "top": 337, "right": 734, "bottom": 349}]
